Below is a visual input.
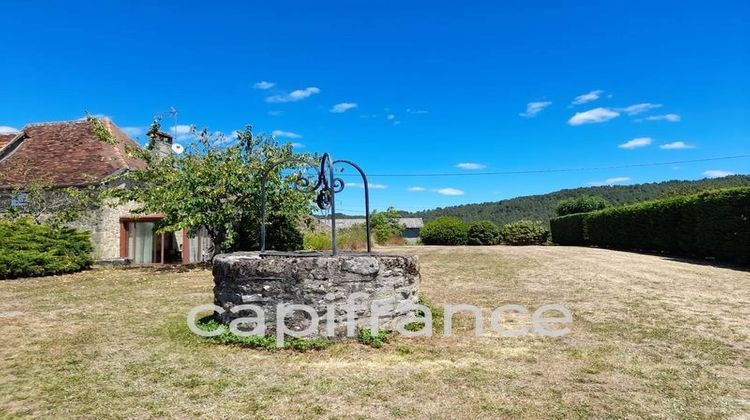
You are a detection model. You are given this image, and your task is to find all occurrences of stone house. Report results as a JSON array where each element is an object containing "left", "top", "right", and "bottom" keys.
[{"left": 0, "top": 119, "right": 211, "bottom": 264}]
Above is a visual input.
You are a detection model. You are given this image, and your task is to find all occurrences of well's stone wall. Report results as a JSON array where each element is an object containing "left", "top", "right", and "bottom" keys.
[{"left": 213, "top": 252, "right": 420, "bottom": 338}]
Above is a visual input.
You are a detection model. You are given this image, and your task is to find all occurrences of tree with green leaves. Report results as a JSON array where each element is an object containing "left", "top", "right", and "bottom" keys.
[
  {"left": 107, "top": 121, "right": 313, "bottom": 257},
  {"left": 370, "top": 206, "right": 405, "bottom": 245},
  {"left": 555, "top": 195, "right": 610, "bottom": 216}
]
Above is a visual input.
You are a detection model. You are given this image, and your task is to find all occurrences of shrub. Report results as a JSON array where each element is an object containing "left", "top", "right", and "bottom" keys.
[
  {"left": 0, "top": 217, "right": 93, "bottom": 279},
  {"left": 549, "top": 213, "right": 587, "bottom": 245},
  {"left": 467, "top": 220, "right": 501, "bottom": 245},
  {"left": 233, "top": 214, "right": 304, "bottom": 252},
  {"left": 583, "top": 187, "right": 750, "bottom": 263},
  {"left": 196, "top": 318, "right": 332, "bottom": 351},
  {"left": 302, "top": 224, "right": 368, "bottom": 251},
  {"left": 357, "top": 329, "right": 390, "bottom": 348},
  {"left": 419, "top": 217, "right": 468, "bottom": 245},
  {"left": 370, "top": 207, "right": 405, "bottom": 245},
  {"left": 336, "top": 224, "right": 368, "bottom": 251},
  {"left": 500, "top": 220, "right": 549, "bottom": 245},
  {"left": 556, "top": 195, "right": 610, "bottom": 216},
  {"left": 303, "top": 231, "right": 332, "bottom": 250}
]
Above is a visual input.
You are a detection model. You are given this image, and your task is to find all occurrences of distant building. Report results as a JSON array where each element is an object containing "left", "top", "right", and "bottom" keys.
[{"left": 321, "top": 217, "right": 424, "bottom": 244}]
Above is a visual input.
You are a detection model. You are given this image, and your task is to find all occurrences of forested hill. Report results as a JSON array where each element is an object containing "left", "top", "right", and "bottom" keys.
[{"left": 403, "top": 175, "right": 750, "bottom": 226}]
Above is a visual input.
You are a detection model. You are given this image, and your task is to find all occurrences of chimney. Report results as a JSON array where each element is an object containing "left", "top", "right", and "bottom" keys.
[{"left": 146, "top": 126, "right": 173, "bottom": 158}]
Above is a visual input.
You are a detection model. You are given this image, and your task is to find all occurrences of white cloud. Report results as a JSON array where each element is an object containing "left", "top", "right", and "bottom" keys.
[
  {"left": 0, "top": 126, "right": 20, "bottom": 134},
  {"left": 346, "top": 182, "right": 387, "bottom": 189},
  {"left": 253, "top": 81, "right": 275, "bottom": 90},
  {"left": 588, "top": 177, "right": 632, "bottom": 186},
  {"left": 572, "top": 90, "right": 603, "bottom": 106},
  {"left": 168, "top": 125, "right": 196, "bottom": 141},
  {"left": 266, "top": 86, "right": 320, "bottom": 103},
  {"left": 169, "top": 125, "right": 192, "bottom": 135},
  {"left": 385, "top": 113, "right": 401, "bottom": 125},
  {"left": 620, "top": 103, "right": 662, "bottom": 116},
  {"left": 520, "top": 101, "right": 552, "bottom": 118},
  {"left": 406, "top": 108, "right": 429, "bottom": 114},
  {"left": 703, "top": 170, "right": 735, "bottom": 178},
  {"left": 121, "top": 126, "right": 144, "bottom": 137},
  {"left": 568, "top": 107, "right": 620, "bottom": 125},
  {"left": 644, "top": 113, "right": 681, "bottom": 122},
  {"left": 618, "top": 137, "right": 653, "bottom": 149},
  {"left": 290, "top": 142, "right": 305, "bottom": 148},
  {"left": 408, "top": 186, "right": 427, "bottom": 192},
  {"left": 330, "top": 102, "right": 358, "bottom": 113},
  {"left": 435, "top": 188, "right": 464, "bottom": 196},
  {"left": 456, "top": 162, "right": 486, "bottom": 170},
  {"left": 272, "top": 130, "right": 302, "bottom": 139},
  {"left": 660, "top": 141, "right": 695, "bottom": 150}
]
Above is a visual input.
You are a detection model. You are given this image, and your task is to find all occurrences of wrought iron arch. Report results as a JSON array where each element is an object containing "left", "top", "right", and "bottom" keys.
[{"left": 258, "top": 153, "right": 372, "bottom": 255}]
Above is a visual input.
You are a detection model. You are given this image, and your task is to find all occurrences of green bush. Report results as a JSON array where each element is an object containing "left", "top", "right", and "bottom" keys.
[
  {"left": 467, "top": 220, "right": 501, "bottom": 245},
  {"left": 302, "top": 224, "right": 368, "bottom": 251},
  {"left": 549, "top": 213, "right": 587, "bottom": 245},
  {"left": 370, "top": 207, "right": 405, "bottom": 245},
  {"left": 357, "top": 329, "right": 391, "bottom": 348},
  {"left": 303, "top": 231, "right": 332, "bottom": 250},
  {"left": 555, "top": 195, "right": 610, "bottom": 216},
  {"left": 264, "top": 215, "right": 303, "bottom": 251},
  {"left": 500, "top": 220, "right": 549, "bottom": 245},
  {"left": 419, "top": 217, "right": 468, "bottom": 245},
  {"left": 550, "top": 187, "right": 750, "bottom": 264},
  {"left": 584, "top": 187, "right": 750, "bottom": 263},
  {"left": 336, "top": 224, "right": 368, "bottom": 250},
  {"left": 0, "top": 217, "right": 93, "bottom": 279},
  {"left": 196, "top": 318, "right": 332, "bottom": 351},
  {"left": 233, "top": 214, "right": 303, "bottom": 252}
]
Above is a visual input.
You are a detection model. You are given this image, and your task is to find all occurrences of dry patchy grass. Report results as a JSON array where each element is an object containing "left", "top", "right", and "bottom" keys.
[{"left": 0, "top": 246, "right": 748, "bottom": 418}]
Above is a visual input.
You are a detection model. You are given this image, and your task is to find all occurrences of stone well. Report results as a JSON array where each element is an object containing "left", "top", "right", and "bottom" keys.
[{"left": 212, "top": 251, "right": 420, "bottom": 338}]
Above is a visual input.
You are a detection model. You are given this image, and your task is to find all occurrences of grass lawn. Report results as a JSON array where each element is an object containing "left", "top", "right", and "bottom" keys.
[{"left": 1, "top": 246, "right": 748, "bottom": 418}]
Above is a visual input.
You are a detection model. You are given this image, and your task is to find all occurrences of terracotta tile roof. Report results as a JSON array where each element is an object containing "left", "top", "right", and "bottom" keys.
[{"left": 0, "top": 119, "right": 146, "bottom": 189}]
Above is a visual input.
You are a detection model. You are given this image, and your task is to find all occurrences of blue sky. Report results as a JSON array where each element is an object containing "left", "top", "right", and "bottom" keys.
[{"left": 1, "top": 1, "right": 748, "bottom": 213}]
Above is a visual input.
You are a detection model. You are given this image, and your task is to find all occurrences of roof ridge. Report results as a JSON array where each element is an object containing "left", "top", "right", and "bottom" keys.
[
  {"left": 24, "top": 119, "right": 89, "bottom": 128},
  {"left": 23, "top": 117, "right": 114, "bottom": 129}
]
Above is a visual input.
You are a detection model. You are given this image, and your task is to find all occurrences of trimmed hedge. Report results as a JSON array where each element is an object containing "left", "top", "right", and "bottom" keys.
[
  {"left": 550, "top": 187, "right": 750, "bottom": 263},
  {"left": 467, "top": 220, "right": 501, "bottom": 245},
  {"left": 420, "top": 217, "right": 468, "bottom": 245},
  {"left": 500, "top": 220, "right": 549, "bottom": 245},
  {"left": 0, "top": 217, "right": 94, "bottom": 279},
  {"left": 549, "top": 213, "right": 587, "bottom": 245}
]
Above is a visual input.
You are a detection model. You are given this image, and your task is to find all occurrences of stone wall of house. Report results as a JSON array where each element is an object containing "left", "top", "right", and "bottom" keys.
[
  {"left": 69, "top": 200, "right": 138, "bottom": 260},
  {"left": 213, "top": 252, "right": 421, "bottom": 338}
]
